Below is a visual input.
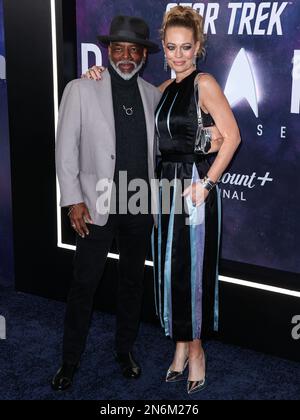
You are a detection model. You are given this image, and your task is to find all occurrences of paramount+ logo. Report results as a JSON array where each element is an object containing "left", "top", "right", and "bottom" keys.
[{"left": 166, "top": 2, "right": 290, "bottom": 35}]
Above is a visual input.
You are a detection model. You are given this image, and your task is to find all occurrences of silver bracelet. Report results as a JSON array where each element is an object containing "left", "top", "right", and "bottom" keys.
[{"left": 200, "top": 176, "right": 216, "bottom": 192}]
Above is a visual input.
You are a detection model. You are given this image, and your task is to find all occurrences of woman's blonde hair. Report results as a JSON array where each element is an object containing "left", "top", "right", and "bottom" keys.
[{"left": 160, "top": 6, "right": 206, "bottom": 58}]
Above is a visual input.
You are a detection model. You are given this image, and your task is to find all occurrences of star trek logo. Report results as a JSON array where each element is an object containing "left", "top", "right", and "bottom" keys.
[
  {"left": 167, "top": 2, "right": 290, "bottom": 35},
  {"left": 0, "top": 55, "right": 6, "bottom": 80},
  {"left": 224, "top": 48, "right": 259, "bottom": 117}
]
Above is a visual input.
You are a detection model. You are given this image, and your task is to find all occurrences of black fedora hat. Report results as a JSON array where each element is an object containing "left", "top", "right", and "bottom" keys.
[{"left": 97, "top": 15, "right": 160, "bottom": 53}]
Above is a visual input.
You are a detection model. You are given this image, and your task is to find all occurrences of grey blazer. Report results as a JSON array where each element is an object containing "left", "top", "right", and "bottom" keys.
[{"left": 56, "top": 71, "right": 162, "bottom": 226}]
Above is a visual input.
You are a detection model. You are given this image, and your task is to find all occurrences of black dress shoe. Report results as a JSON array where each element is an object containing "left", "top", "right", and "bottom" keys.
[
  {"left": 114, "top": 351, "right": 141, "bottom": 379},
  {"left": 51, "top": 362, "right": 79, "bottom": 391}
]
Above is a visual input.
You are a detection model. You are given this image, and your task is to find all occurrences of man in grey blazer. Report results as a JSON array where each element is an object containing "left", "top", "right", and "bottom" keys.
[{"left": 52, "top": 16, "right": 161, "bottom": 391}]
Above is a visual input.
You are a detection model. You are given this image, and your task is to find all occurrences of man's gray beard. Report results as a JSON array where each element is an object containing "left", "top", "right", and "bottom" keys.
[{"left": 109, "top": 58, "right": 145, "bottom": 80}]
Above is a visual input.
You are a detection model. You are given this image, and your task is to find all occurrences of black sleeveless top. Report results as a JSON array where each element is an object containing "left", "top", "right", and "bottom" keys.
[{"left": 155, "top": 70, "right": 215, "bottom": 155}]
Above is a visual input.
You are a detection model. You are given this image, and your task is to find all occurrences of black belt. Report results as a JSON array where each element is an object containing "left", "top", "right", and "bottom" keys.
[{"left": 161, "top": 153, "right": 207, "bottom": 163}]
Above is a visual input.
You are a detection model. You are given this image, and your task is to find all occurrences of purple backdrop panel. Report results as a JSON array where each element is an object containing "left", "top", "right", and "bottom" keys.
[
  {"left": 76, "top": 0, "right": 300, "bottom": 275},
  {"left": 0, "top": 0, "right": 14, "bottom": 282}
]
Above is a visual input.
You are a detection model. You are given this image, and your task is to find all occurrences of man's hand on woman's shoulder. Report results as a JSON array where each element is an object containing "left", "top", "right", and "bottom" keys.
[{"left": 81, "top": 66, "right": 106, "bottom": 81}]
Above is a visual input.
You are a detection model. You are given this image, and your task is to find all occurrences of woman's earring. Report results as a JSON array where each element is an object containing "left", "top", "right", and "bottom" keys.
[
  {"left": 164, "top": 55, "right": 168, "bottom": 72},
  {"left": 193, "top": 55, "right": 197, "bottom": 66}
]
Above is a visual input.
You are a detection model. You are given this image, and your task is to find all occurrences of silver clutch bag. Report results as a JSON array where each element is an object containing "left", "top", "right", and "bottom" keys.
[{"left": 194, "top": 77, "right": 212, "bottom": 155}]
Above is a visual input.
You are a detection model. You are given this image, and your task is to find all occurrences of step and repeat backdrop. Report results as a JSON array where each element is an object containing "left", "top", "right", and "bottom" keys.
[
  {"left": 0, "top": 0, "right": 13, "bottom": 282},
  {"left": 71, "top": 0, "right": 300, "bottom": 279}
]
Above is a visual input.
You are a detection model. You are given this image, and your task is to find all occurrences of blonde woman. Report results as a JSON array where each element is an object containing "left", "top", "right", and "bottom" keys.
[{"left": 152, "top": 6, "right": 240, "bottom": 394}]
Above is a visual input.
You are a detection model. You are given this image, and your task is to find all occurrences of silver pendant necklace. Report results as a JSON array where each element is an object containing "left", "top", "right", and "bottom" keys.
[{"left": 123, "top": 105, "right": 134, "bottom": 116}]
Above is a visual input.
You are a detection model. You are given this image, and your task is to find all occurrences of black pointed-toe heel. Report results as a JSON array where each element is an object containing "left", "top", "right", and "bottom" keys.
[
  {"left": 187, "top": 354, "right": 207, "bottom": 394},
  {"left": 187, "top": 377, "right": 206, "bottom": 394},
  {"left": 166, "top": 358, "right": 189, "bottom": 383}
]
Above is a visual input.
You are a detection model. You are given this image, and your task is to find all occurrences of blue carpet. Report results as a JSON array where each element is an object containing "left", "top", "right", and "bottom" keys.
[{"left": 0, "top": 279, "right": 299, "bottom": 400}]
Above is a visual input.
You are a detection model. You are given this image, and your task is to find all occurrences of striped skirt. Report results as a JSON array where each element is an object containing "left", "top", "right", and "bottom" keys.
[{"left": 152, "top": 161, "right": 221, "bottom": 342}]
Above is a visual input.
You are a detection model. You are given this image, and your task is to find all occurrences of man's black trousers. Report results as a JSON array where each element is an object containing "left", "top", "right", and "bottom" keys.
[{"left": 62, "top": 213, "right": 153, "bottom": 364}]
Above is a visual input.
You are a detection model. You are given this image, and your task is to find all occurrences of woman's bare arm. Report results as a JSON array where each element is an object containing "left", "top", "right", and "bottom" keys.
[{"left": 198, "top": 73, "right": 241, "bottom": 182}]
